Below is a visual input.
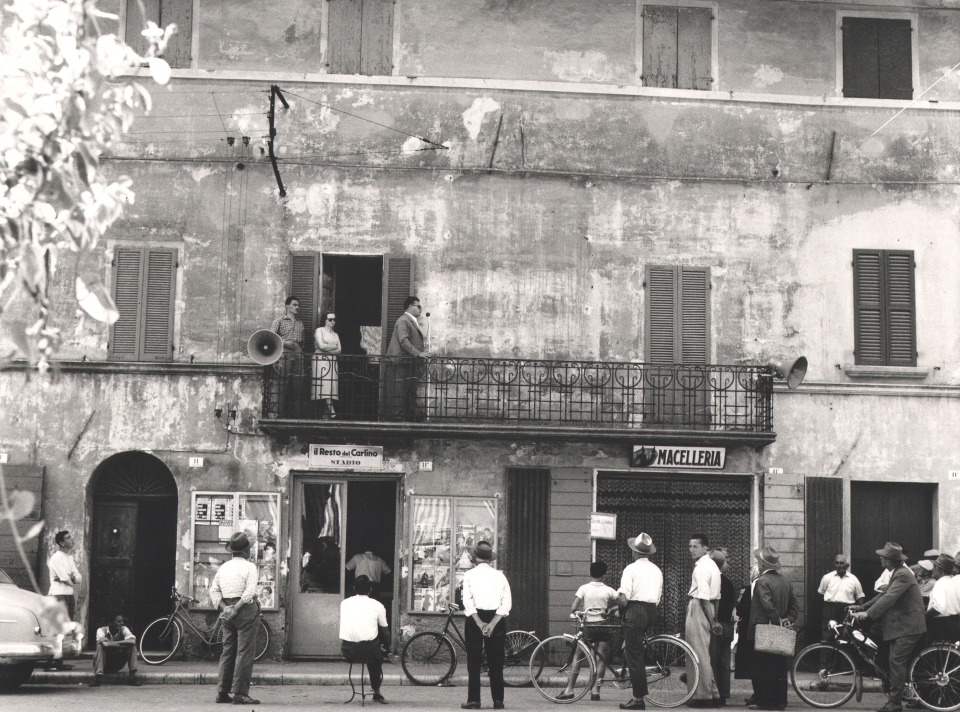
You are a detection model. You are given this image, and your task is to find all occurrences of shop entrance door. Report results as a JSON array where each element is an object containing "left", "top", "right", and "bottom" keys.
[{"left": 287, "top": 476, "right": 398, "bottom": 657}]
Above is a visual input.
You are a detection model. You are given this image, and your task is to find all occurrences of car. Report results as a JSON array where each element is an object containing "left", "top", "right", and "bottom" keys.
[{"left": 0, "top": 567, "right": 83, "bottom": 691}]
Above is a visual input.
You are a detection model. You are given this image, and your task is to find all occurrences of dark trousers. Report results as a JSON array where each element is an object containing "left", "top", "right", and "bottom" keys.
[
  {"left": 928, "top": 615, "right": 960, "bottom": 643},
  {"left": 269, "top": 350, "right": 302, "bottom": 417},
  {"left": 383, "top": 359, "right": 423, "bottom": 421},
  {"left": 465, "top": 610, "right": 505, "bottom": 704},
  {"left": 623, "top": 601, "right": 657, "bottom": 700},
  {"left": 94, "top": 643, "right": 138, "bottom": 675},
  {"left": 883, "top": 634, "right": 923, "bottom": 706},
  {"left": 821, "top": 602, "right": 851, "bottom": 640},
  {"left": 710, "top": 621, "right": 734, "bottom": 701},
  {"left": 54, "top": 594, "right": 76, "bottom": 620},
  {"left": 341, "top": 640, "right": 384, "bottom": 693},
  {"left": 752, "top": 650, "right": 788, "bottom": 709},
  {"left": 217, "top": 600, "right": 261, "bottom": 697}
]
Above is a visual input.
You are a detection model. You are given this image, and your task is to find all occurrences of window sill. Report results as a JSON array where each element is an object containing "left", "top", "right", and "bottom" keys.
[{"left": 842, "top": 365, "right": 929, "bottom": 380}]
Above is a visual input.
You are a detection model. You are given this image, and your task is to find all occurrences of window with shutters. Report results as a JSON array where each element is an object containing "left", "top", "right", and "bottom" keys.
[
  {"left": 640, "top": 3, "right": 715, "bottom": 90},
  {"left": 853, "top": 249, "right": 916, "bottom": 366},
  {"left": 110, "top": 247, "right": 178, "bottom": 361},
  {"left": 327, "top": 0, "right": 394, "bottom": 76},
  {"left": 839, "top": 14, "right": 915, "bottom": 99},
  {"left": 125, "top": 0, "right": 193, "bottom": 68},
  {"left": 645, "top": 265, "right": 710, "bottom": 364}
]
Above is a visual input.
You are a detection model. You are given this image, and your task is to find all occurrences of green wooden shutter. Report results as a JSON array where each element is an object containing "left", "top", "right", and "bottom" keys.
[
  {"left": 162, "top": 0, "right": 193, "bottom": 69},
  {"left": 646, "top": 265, "right": 709, "bottom": 364},
  {"left": 677, "top": 7, "right": 712, "bottom": 90},
  {"left": 680, "top": 267, "right": 709, "bottom": 364},
  {"left": 125, "top": 0, "right": 161, "bottom": 57},
  {"left": 642, "top": 6, "right": 678, "bottom": 88},
  {"left": 140, "top": 248, "right": 177, "bottom": 361},
  {"left": 0, "top": 466, "right": 44, "bottom": 590},
  {"left": 878, "top": 20, "right": 912, "bottom": 100},
  {"left": 885, "top": 250, "right": 916, "bottom": 366},
  {"left": 328, "top": 0, "right": 363, "bottom": 74},
  {"left": 111, "top": 248, "right": 144, "bottom": 361},
  {"left": 360, "top": 0, "right": 394, "bottom": 76},
  {"left": 842, "top": 18, "right": 880, "bottom": 98},
  {"left": 853, "top": 250, "right": 884, "bottom": 364},
  {"left": 646, "top": 265, "right": 677, "bottom": 363},
  {"left": 289, "top": 252, "right": 320, "bottom": 353},
  {"left": 381, "top": 256, "right": 415, "bottom": 354}
]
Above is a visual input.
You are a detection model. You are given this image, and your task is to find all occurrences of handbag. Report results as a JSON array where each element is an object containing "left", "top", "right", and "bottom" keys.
[{"left": 754, "top": 621, "right": 797, "bottom": 656}]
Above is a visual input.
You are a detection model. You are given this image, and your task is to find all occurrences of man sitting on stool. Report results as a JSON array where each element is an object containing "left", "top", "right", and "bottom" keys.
[
  {"left": 340, "top": 575, "right": 389, "bottom": 704},
  {"left": 89, "top": 614, "right": 141, "bottom": 687}
]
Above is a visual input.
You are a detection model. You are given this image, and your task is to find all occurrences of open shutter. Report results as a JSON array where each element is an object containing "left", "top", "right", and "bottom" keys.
[
  {"left": 328, "top": 0, "right": 363, "bottom": 74},
  {"left": 885, "top": 251, "right": 916, "bottom": 366},
  {"left": 646, "top": 265, "right": 677, "bottom": 363},
  {"left": 677, "top": 7, "right": 712, "bottom": 90},
  {"left": 381, "top": 256, "right": 415, "bottom": 354},
  {"left": 853, "top": 250, "right": 884, "bottom": 365},
  {"left": 643, "top": 6, "right": 678, "bottom": 88},
  {"left": 0, "top": 466, "right": 44, "bottom": 590},
  {"left": 139, "top": 248, "right": 176, "bottom": 361},
  {"left": 679, "top": 267, "right": 709, "bottom": 364},
  {"left": 842, "top": 18, "right": 880, "bottom": 98},
  {"left": 360, "top": 0, "right": 394, "bottom": 76},
  {"left": 125, "top": 0, "right": 161, "bottom": 57},
  {"left": 162, "top": 0, "right": 193, "bottom": 69},
  {"left": 289, "top": 252, "right": 320, "bottom": 353},
  {"left": 878, "top": 20, "right": 912, "bottom": 100},
  {"left": 804, "top": 476, "right": 843, "bottom": 646},
  {"left": 505, "top": 468, "right": 551, "bottom": 637},
  {"left": 110, "top": 248, "right": 144, "bottom": 361}
]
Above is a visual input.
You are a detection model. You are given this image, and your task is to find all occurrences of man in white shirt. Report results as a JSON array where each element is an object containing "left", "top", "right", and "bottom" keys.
[
  {"left": 460, "top": 541, "right": 511, "bottom": 710},
  {"left": 88, "top": 614, "right": 140, "bottom": 687},
  {"left": 686, "top": 533, "right": 721, "bottom": 708},
  {"left": 46, "top": 529, "right": 81, "bottom": 671},
  {"left": 340, "top": 575, "right": 389, "bottom": 704},
  {"left": 616, "top": 532, "right": 663, "bottom": 711},
  {"left": 818, "top": 555, "right": 865, "bottom": 640},
  {"left": 210, "top": 532, "right": 262, "bottom": 706},
  {"left": 927, "top": 553, "right": 960, "bottom": 642}
]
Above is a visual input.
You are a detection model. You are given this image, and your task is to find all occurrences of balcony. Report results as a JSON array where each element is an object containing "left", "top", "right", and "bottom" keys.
[{"left": 258, "top": 355, "right": 776, "bottom": 446}]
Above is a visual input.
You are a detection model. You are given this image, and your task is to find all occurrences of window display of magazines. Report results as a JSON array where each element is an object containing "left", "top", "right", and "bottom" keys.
[
  {"left": 191, "top": 491, "right": 281, "bottom": 610},
  {"left": 409, "top": 496, "right": 498, "bottom": 613}
]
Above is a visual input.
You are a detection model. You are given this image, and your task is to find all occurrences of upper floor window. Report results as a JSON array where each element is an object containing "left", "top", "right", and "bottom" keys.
[
  {"left": 840, "top": 15, "right": 914, "bottom": 100},
  {"left": 125, "top": 0, "right": 193, "bottom": 68},
  {"left": 110, "top": 247, "right": 178, "bottom": 361},
  {"left": 328, "top": 0, "right": 394, "bottom": 76},
  {"left": 641, "top": 4, "right": 714, "bottom": 91},
  {"left": 645, "top": 265, "right": 710, "bottom": 364},
  {"left": 853, "top": 249, "right": 916, "bottom": 366}
]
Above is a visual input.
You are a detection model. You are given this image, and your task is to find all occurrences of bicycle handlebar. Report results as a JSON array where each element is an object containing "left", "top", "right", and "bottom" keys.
[{"left": 171, "top": 588, "right": 200, "bottom": 605}]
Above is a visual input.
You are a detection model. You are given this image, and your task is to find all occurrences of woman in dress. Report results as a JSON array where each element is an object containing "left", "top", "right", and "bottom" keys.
[{"left": 312, "top": 311, "right": 342, "bottom": 418}]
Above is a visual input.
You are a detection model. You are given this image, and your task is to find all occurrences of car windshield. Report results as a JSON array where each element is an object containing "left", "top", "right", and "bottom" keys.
[{"left": 0, "top": 568, "right": 16, "bottom": 586}]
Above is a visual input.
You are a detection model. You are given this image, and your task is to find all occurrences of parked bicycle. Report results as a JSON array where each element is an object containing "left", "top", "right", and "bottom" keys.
[
  {"left": 529, "top": 609, "right": 698, "bottom": 706},
  {"left": 139, "top": 588, "right": 270, "bottom": 665},
  {"left": 400, "top": 602, "right": 540, "bottom": 686},
  {"left": 790, "top": 608, "right": 960, "bottom": 711}
]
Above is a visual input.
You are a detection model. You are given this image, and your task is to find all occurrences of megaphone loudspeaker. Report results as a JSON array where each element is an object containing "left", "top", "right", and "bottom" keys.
[
  {"left": 768, "top": 356, "right": 807, "bottom": 389},
  {"left": 247, "top": 329, "right": 284, "bottom": 365}
]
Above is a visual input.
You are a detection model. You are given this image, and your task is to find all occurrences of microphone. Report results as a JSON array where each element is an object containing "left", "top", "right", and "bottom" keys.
[{"left": 424, "top": 312, "right": 430, "bottom": 317}]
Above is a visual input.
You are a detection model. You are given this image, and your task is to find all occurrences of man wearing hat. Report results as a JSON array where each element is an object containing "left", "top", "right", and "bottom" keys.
[
  {"left": 926, "top": 552, "right": 959, "bottom": 642},
  {"left": 852, "top": 542, "right": 926, "bottom": 712},
  {"left": 817, "top": 555, "right": 865, "bottom": 641},
  {"left": 210, "top": 532, "right": 262, "bottom": 705},
  {"left": 615, "top": 533, "right": 663, "bottom": 711},
  {"left": 461, "top": 541, "right": 511, "bottom": 710},
  {"left": 747, "top": 546, "right": 798, "bottom": 711}
]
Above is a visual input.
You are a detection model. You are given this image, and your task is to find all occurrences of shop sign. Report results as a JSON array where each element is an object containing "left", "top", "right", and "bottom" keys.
[
  {"left": 631, "top": 445, "right": 726, "bottom": 469},
  {"left": 309, "top": 444, "right": 384, "bottom": 470},
  {"left": 590, "top": 512, "right": 618, "bottom": 540}
]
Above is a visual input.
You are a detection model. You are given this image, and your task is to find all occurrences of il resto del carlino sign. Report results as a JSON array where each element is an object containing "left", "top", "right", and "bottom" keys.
[{"left": 309, "top": 444, "right": 384, "bottom": 470}]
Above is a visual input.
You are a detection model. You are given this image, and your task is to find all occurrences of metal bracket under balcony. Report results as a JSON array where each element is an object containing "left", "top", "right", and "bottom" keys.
[{"left": 258, "top": 355, "right": 777, "bottom": 446}]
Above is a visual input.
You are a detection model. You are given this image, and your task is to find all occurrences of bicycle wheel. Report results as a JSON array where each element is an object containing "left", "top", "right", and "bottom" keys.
[
  {"left": 644, "top": 635, "right": 698, "bottom": 708},
  {"left": 503, "top": 631, "right": 540, "bottom": 687},
  {"left": 401, "top": 632, "right": 457, "bottom": 685},
  {"left": 214, "top": 618, "right": 271, "bottom": 662},
  {"left": 790, "top": 643, "right": 857, "bottom": 708},
  {"left": 910, "top": 644, "right": 960, "bottom": 712},
  {"left": 139, "top": 616, "right": 183, "bottom": 665},
  {"left": 530, "top": 636, "right": 595, "bottom": 703}
]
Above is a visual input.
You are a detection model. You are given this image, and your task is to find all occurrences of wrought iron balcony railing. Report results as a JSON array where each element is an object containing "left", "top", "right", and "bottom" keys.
[{"left": 261, "top": 354, "right": 774, "bottom": 433}]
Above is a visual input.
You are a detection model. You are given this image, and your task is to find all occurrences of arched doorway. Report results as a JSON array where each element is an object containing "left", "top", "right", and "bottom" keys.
[{"left": 89, "top": 452, "right": 178, "bottom": 642}]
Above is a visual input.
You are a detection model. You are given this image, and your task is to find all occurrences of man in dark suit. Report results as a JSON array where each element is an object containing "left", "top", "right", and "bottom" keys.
[
  {"left": 747, "top": 546, "right": 798, "bottom": 711},
  {"left": 852, "top": 542, "right": 926, "bottom": 712},
  {"left": 384, "top": 296, "right": 426, "bottom": 420}
]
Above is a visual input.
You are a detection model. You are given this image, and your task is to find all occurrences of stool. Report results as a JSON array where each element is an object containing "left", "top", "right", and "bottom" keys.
[{"left": 342, "top": 640, "right": 380, "bottom": 706}]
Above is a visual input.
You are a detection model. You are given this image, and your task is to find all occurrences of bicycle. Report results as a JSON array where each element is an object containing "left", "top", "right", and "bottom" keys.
[
  {"left": 400, "top": 602, "right": 540, "bottom": 687},
  {"left": 139, "top": 588, "right": 271, "bottom": 665},
  {"left": 529, "top": 609, "right": 699, "bottom": 706},
  {"left": 790, "top": 609, "right": 960, "bottom": 710}
]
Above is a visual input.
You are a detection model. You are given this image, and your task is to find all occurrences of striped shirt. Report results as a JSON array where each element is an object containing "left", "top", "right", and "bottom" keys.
[
  {"left": 210, "top": 557, "right": 259, "bottom": 608},
  {"left": 270, "top": 314, "right": 303, "bottom": 347}
]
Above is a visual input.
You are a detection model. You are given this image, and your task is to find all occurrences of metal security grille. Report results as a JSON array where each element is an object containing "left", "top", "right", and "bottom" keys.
[{"left": 596, "top": 474, "right": 753, "bottom": 637}]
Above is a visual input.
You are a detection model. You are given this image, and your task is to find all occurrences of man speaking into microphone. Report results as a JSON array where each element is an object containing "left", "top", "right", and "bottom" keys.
[{"left": 384, "top": 296, "right": 427, "bottom": 420}]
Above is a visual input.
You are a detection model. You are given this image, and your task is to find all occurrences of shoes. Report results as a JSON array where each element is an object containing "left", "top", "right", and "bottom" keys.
[
  {"left": 88, "top": 676, "right": 102, "bottom": 688},
  {"left": 717, "top": 699, "right": 727, "bottom": 707},
  {"left": 494, "top": 703, "right": 505, "bottom": 710},
  {"left": 591, "top": 693, "right": 601, "bottom": 701},
  {"left": 557, "top": 693, "right": 575, "bottom": 700},
  {"left": 128, "top": 674, "right": 142, "bottom": 686},
  {"left": 461, "top": 703, "right": 481, "bottom": 710},
  {"left": 689, "top": 701, "right": 719, "bottom": 709},
  {"left": 748, "top": 706, "right": 786, "bottom": 711},
  {"left": 876, "top": 705, "right": 902, "bottom": 712},
  {"left": 620, "top": 700, "right": 646, "bottom": 710},
  {"left": 232, "top": 695, "right": 260, "bottom": 705},
  {"left": 372, "top": 693, "right": 388, "bottom": 704},
  {"left": 745, "top": 698, "right": 757, "bottom": 706},
  {"left": 216, "top": 693, "right": 233, "bottom": 703}
]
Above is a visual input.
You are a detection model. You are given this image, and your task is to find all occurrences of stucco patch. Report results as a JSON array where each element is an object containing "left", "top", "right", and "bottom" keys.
[
  {"left": 754, "top": 65, "right": 785, "bottom": 88},
  {"left": 544, "top": 50, "right": 617, "bottom": 83},
  {"left": 462, "top": 98, "right": 500, "bottom": 141},
  {"left": 188, "top": 166, "right": 217, "bottom": 183}
]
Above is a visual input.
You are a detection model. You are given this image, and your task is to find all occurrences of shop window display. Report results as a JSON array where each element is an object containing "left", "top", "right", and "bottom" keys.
[
  {"left": 410, "top": 496, "right": 498, "bottom": 613},
  {"left": 191, "top": 492, "right": 281, "bottom": 609}
]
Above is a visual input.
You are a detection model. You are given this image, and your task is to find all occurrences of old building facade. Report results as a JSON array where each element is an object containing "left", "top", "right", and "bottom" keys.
[{"left": 2, "top": 0, "right": 959, "bottom": 656}]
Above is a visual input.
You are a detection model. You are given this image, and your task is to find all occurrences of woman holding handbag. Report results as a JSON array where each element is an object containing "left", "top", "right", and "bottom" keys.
[{"left": 747, "top": 547, "right": 799, "bottom": 711}]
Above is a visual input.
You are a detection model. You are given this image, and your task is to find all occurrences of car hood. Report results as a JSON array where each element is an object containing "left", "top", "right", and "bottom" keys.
[{"left": 0, "top": 584, "right": 47, "bottom": 616}]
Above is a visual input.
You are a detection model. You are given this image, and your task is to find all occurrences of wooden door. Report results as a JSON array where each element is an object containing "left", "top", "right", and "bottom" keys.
[
  {"left": 90, "top": 501, "right": 138, "bottom": 634},
  {"left": 805, "top": 477, "right": 843, "bottom": 645}
]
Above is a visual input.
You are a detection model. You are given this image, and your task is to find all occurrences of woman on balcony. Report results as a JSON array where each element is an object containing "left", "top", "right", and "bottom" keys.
[{"left": 312, "top": 311, "right": 342, "bottom": 418}]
